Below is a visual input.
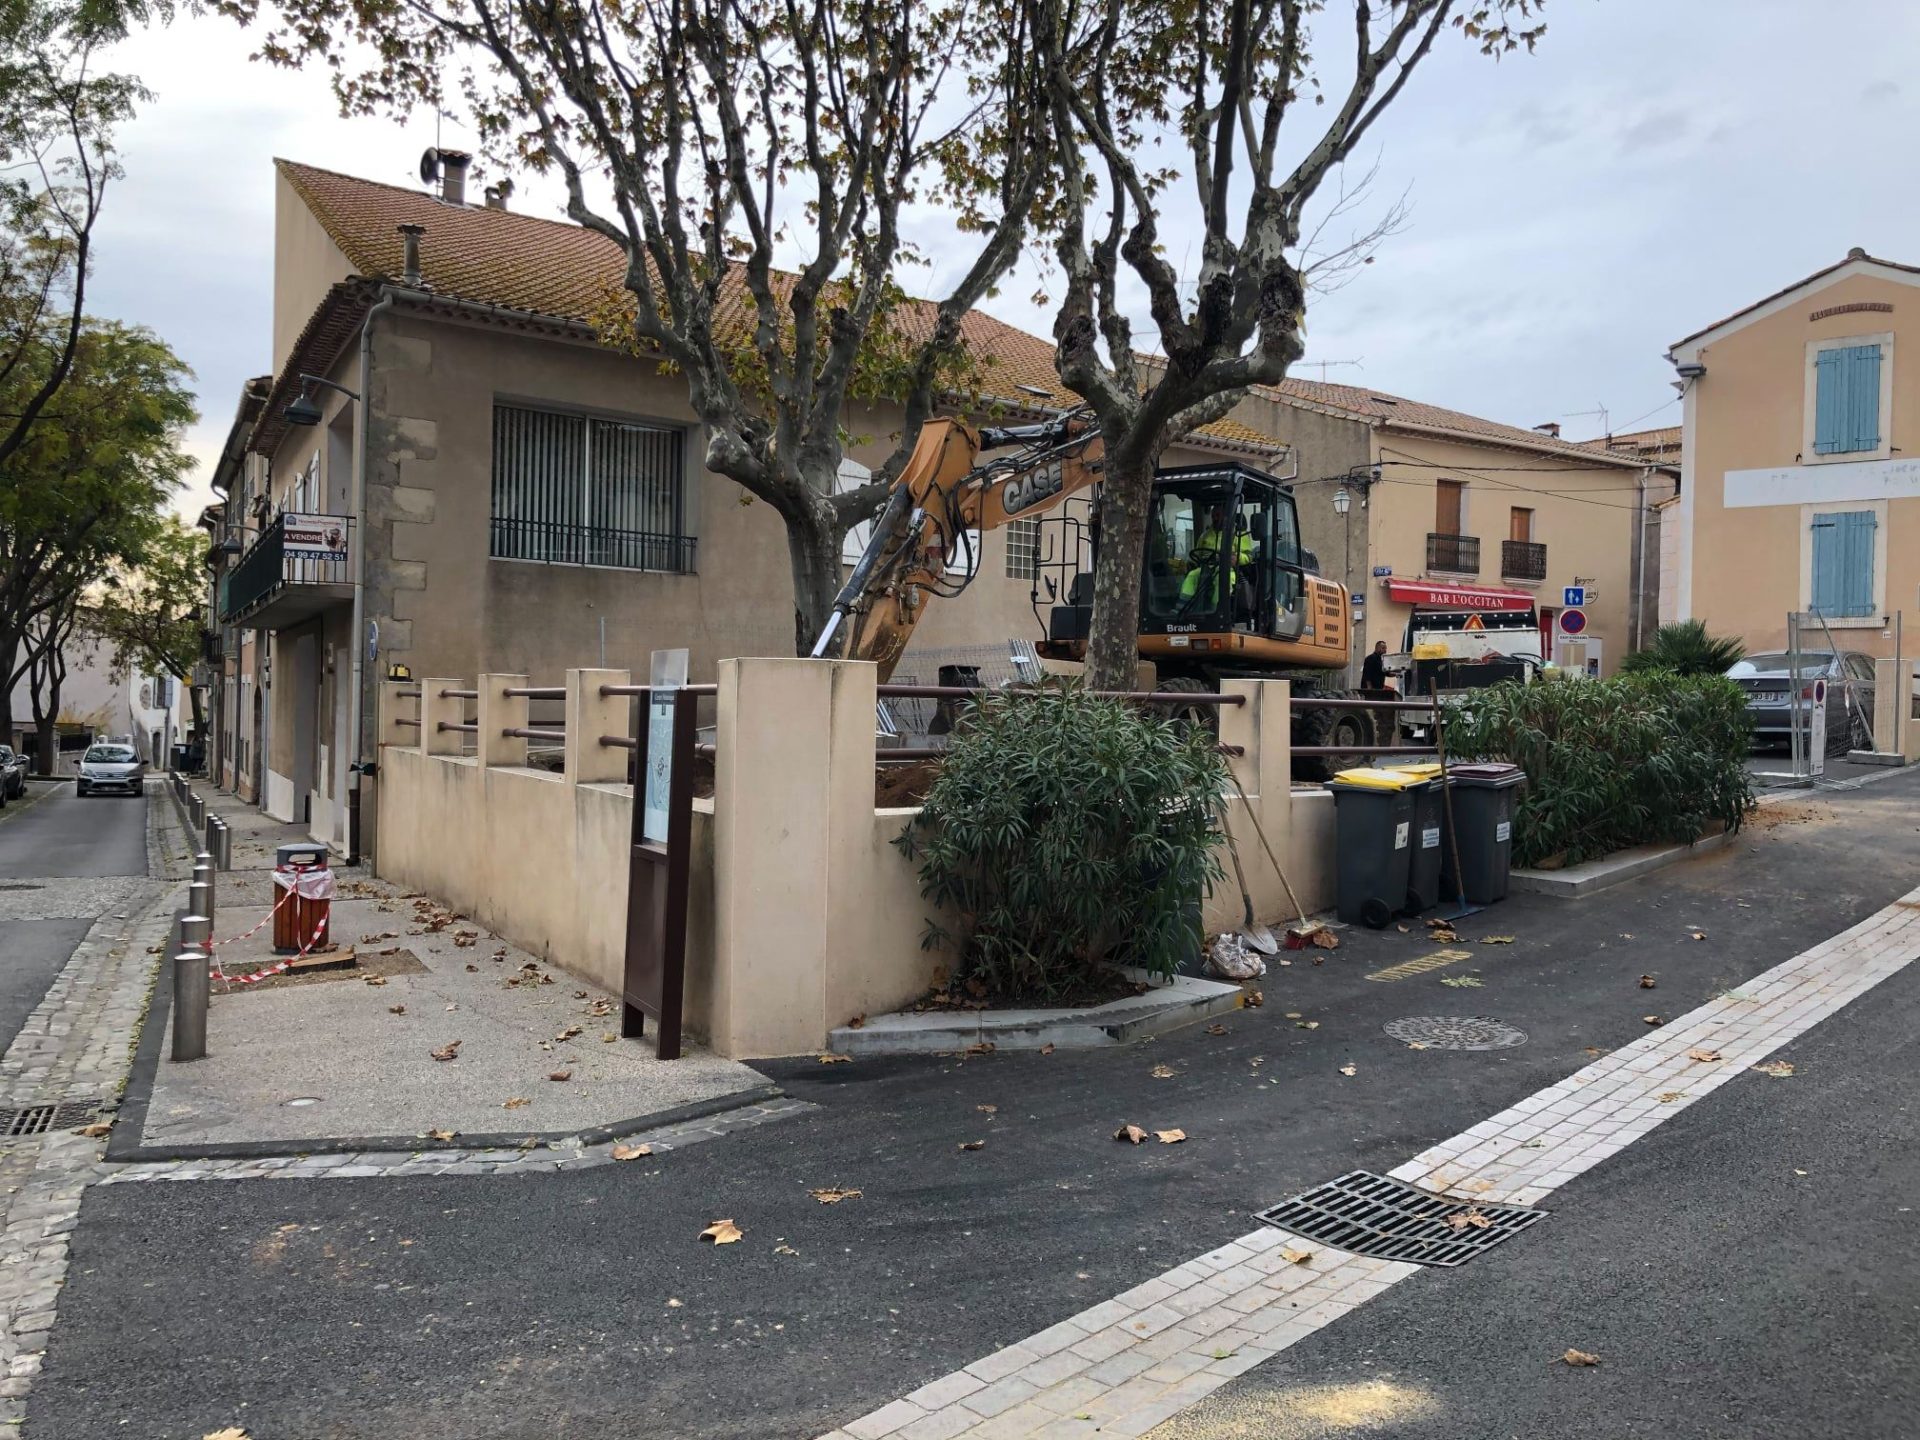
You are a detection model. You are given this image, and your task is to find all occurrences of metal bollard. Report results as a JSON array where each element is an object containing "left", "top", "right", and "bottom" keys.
[
  {"left": 213, "top": 820, "right": 232, "bottom": 871},
  {"left": 187, "top": 878, "right": 213, "bottom": 935},
  {"left": 203, "top": 814, "right": 220, "bottom": 856},
  {"left": 189, "top": 793, "right": 205, "bottom": 830},
  {"left": 171, "top": 925, "right": 211, "bottom": 1062}
]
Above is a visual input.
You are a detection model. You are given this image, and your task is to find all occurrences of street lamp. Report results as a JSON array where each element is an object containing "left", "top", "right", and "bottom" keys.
[
  {"left": 284, "top": 374, "right": 363, "bottom": 427},
  {"left": 1332, "top": 487, "right": 1351, "bottom": 516}
]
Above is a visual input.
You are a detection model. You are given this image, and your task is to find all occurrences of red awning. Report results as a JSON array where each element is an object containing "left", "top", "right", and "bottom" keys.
[{"left": 1383, "top": 580, "right": 1535, "bottom": 612}]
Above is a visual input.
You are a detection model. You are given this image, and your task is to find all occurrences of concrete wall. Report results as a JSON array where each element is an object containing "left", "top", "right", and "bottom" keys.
[
  {"left": 1676, "top": 267, "right": 1920, "bottom": 657},
  {"left": 374, "top": 661, "right": 1334, "bottom": 1059},
  {"left": 273, "top": 171, "right": 357, "bottom": 376}
]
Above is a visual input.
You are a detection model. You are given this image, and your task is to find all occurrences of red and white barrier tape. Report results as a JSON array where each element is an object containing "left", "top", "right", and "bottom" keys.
[
  {"left": 211, "top": 910, "right": 330, "bottom": 986},
  {"left": 208, "top": 883, "right": 295, "bottom": 949}
]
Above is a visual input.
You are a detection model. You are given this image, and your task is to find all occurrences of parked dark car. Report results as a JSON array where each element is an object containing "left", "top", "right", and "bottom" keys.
[
  {"left": 75, "top": 744, "right": 145, "bottom": 796},
  {"left": 1727, "top": 651, "right": 1876, "bottom": 753},
  {"left": 0, "top": 747, "right": 25, "bottom": 800}
]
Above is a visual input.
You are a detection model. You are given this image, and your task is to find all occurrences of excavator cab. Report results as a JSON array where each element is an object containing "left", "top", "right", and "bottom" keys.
[{"left": 1043, "top": 463, "right": 1321, "bottom": 669}]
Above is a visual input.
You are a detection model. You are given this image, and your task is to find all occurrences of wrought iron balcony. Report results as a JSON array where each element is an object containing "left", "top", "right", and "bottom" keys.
[
  {"left": 1426, "top": 532, "right": 1480, "bottom": 575},
  {"left": 1501, "top": 539, "right": 1548, "bottom": 582},
  {"left": 220, "top": 512, "right": 354, "bottom": 629}
]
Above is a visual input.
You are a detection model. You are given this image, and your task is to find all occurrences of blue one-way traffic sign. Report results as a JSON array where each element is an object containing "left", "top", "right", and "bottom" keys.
[{"left": 1562, "top": 585, "right": 1586, "bottom": 608}]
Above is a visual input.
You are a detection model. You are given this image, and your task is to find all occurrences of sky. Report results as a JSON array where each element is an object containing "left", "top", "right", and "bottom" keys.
[{"left": 83, "top": 0, "right": 1920, "bottom": 521}]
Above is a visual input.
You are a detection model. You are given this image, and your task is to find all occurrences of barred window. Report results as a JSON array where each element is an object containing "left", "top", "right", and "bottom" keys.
[
  {"left": 490, "top": 403, "right": 695, "bottom": 573},
  {"left": 1005, "top": 518, "right": 1040, "bottom": 580}
]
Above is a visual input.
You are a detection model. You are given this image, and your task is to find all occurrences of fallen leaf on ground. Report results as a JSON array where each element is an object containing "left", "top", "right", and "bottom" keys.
[
  {"left": 773, "top": 1243, "right": 800, "bottom": 1256},
  {"left": 1205, "top": 1023, "right": 1228, "bottom": 1036},
  {"left": 1639, "top": 974, "right": 1657, "bottom": 989},
  {"left": 965, "top": 1041, "right": 996, "bottom": 1055},
  {"left": 1310, "top": 929, "right": 1339, "bottom": 950},
  {"left": 364, "top": 975, "right": 388, "bottom": 987},
  {"left": 464, "top": 963, "right": 478, "bottom": 972},
  {"left": 1690, "top": 931, "right": 1707, "bottom": 941},
  {"left": 548, "top": 1069, "right": 572, "bottom": 1082},
  {"left": 388, "top": 1004, "right": 406, "bottom": 1015},
  {"left": 1446, "top": 1208, "right": 1494, "bottom": 1231},
  {"left": 1429, "top": 928, "right": 1459, "bottom": 943},
  {"left": 1794, "top": 1168, "right": 1808, "bottom": 1176},
  {"left": 847, "top": 1013, "right": 867, "bottom": 1030},
  {"left": 1281, "top": 1247, "right": 1314, "bottom": 1265},
  {"left": 1405, "top": 1041, "right": 1430, "bottom": 1051},
  {"left": 809, "top": 1187, "right": 862, "bottom": 1204},
  {"left": 602, "top": 1033, "right": 618, "bottom": 1043},
  {"left": 1658, "top": 1091, "right": 1685, "bottom": 1103},
  {"left": 554, "top": 1025, "right": 583, "bottom": 1042},
  {"left": 502, "top": 1097, "right": 530, "bottom": 1109},
  {"left": 700, "top": 1219, "right": 743, "bottom": 1245},
  {"left": 977, "top": 1104, "right": 998, "bottom": 1114},
  {"left": 1753, "top": 1060, "right": 1795, "bottom": 1078},
  {"left": 1150, "top": 1065, "right": 1177, "bottom": 1079},
  {"left": 1114, "top": 1124, "right": 1148, "bottom": 1145},
  {"left": 1295, "top": 1020, "right": 1320, "bottom": 1030},
  {"left": 1155, "top": 1129, "right": 1187, "bottom": 1144},
  {"left": 958, "top": 1139, "right": 986, "bottom": 1151},
  {"left": 1440, "top": 976, "right": 1484, "bottom": 989},
  {"left": 429, "top": 1040, "right": 461, "bottom": 1062},
  {"left": 611, "top": 1143, "right": 653, "bottom": 1161},
  {"left": 201, "top": 1429, "right": 252, "bottom": 1440},
  {"left": 1480, "top": 936, "right": 1515, "bottom": 945},
  {"left": 75, "top": 1122, "right": 111, "bottom": 1138},
  {"left": 1284, "top": 1011, "right": 1303, "bottom": 1019},
  {"left": 1584, "top": 1046, "right": 1610, "bottom": 1058},
  {"left": 1643, "top": 1015, "right": 1664, "bottom": 1026},
  {"left": 1687, "top": 1047, "right": 1722, "bottom": 1063},
  {"left": 1563, "top": 1349, "right": 1601, "bottom": 1367},
  {"left": 818, "top": 1053, "right": 853, "bottom": 1064},
  {"left": 1040, "top": 1043, "right": 1055, "bottom": 1055},
  {"left": 1396, "top": 924, "right": 1409, "bottom": 933},
  {"left": 1245, "top": 990, "right": 1264, "bottom": 1008},
  {"left": 1338, "top": 1063, "right": 1357, "bottom": 1077},
  {"left": 427, "top": 1128, "right": 456, "bottom": 1142}
]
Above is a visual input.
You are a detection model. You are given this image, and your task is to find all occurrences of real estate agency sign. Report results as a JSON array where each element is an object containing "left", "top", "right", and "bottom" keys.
[{"left": 282, "top": 515, "right": 350, "bottom": 563}]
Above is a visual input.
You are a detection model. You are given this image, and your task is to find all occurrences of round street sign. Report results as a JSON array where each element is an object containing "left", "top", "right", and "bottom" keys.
[{"left": 1559, "top": 608, "right": 1588, "bottom": 635}]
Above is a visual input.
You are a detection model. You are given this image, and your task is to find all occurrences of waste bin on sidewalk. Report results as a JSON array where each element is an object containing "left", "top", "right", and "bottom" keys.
[
  {"left": 1440, "top": 762, "right": 1526, "bottom": 904},
  {"left": 273, "top": 842, "right": 333, "bottom": 955},
  {"left": 1391, "top": 763, "right": 1448, "bottom": 915},
  {"left": 1327, "top": 767, "right": 1424, "bottom": 929}
]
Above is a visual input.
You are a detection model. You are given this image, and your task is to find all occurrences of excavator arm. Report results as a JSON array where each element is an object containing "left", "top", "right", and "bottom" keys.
[{"left": 812, "top": 416, "right": 1106, "bottom": 680}]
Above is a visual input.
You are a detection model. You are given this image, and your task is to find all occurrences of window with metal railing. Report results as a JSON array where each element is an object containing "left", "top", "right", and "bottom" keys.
[
  {"left": 1500, "top": 539, "right": 1547, "bottom": 582},
  {"left": 490, "top": 403, "right": 695, "bottom": 573},
  {"left": 1426, "top": 532, "right": 1480, "bottom": 574}
]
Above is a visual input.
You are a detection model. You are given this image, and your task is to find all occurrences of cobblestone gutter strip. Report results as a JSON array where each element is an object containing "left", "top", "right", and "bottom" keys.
[{"left": 814, "top": 889, "right": 1920, "bottom": 1440}]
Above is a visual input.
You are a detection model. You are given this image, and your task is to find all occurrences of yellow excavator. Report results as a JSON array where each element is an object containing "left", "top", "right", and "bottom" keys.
[{"left": 812, "top": 414, "right": 1375, "bottom": 765}]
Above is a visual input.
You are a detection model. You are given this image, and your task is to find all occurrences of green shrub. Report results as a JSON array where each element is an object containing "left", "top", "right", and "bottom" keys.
[
  {"left": 1620, "top": 620, "right": 1746, "bottom": 678},
  {"left": 1440, "top": 673, "right": 1754, "bottom": 867},
  {"left": 894, "top": 684, "right": 1225, "bottom": 1002}
]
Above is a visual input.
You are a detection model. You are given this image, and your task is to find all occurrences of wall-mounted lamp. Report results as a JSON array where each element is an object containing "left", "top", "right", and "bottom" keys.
[
  {"left": 284, "top": 373, "right": 363, "bottom": 428},
  {"left": 1332, "top": 487, "right": 1351, "bottom": 516},
  {"left": 1674, "top": 361, "right": 1706, "bottom": 381}
]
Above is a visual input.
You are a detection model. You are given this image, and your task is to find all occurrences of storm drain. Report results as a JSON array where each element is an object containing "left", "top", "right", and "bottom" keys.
[
  {"left": 1383, "top": 1015, "right": 1527, "bottom": 1051},
  {"left": 1256, "top": 1170, "right": 1546, "bottom": 1267},
  {"left": 0, "top": 1102, "right": 100, "bottom": 1138}
]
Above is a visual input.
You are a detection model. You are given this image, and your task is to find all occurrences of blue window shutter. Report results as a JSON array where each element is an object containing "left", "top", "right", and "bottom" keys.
[
  {"left": 1849, "top": 345, "right": 1882, "bottom": 451},
  {"left": 1814, "top": 351, "right": 1845, "bottom": 453},
  {"left": 1812, "top": 510, "right": 1877, "bottom": 617},
  {"left": 1814, "top": 345, "right": 1884, "bottom": 454},
  {"left": 1810, "top": 512, "right": 1844, "bottom": 611}
]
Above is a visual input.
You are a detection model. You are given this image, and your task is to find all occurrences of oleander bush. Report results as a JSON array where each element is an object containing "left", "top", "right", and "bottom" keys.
[
  {"left": 895, "top": 683, "right": 1225, "bottom": 1002},
  {"left": 1441, "top": 673, "right": 1754, "bottom": 868}
]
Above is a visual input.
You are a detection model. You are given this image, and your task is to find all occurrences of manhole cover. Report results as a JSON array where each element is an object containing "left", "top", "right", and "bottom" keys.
[
  {"left": 1383, "top": 1015, "right": 1527, "bottom": 1051},
  {"left": 0, "top": 1101, "right": 100, "bottom": 1137},
  {"left": 1256, "top": 1170, "right": 1546, "bottom": 1267}
]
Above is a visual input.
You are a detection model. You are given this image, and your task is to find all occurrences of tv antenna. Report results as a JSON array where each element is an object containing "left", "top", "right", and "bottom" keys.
[
  {"left": 1566, "top": 403, "right": 1610, "bottom": 437},
  {"left": 1299, "top": 358, "right": 1364, "bottom": 381}
]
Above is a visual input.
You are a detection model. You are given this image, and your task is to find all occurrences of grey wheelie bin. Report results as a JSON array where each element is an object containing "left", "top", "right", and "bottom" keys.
[
  {"left": 1440, "top": 761, "right": 1525, "bottom": 904},
  {"left": 1327, "top": 767, "right": 1423, "bottom": 929},
  {"left": 1393, "top": 763, "right": 1447, "bottom": 915}
]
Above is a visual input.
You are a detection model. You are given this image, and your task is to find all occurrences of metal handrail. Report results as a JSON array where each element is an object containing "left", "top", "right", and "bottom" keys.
[
  {"left": 503, "top": 727, "right": 566, "bottom": 743},
  {"left": 598, "top": 683, "right": 720, "bottom": 698},
  {"left": 874, "top": 684, "right": 1246, "bottom": 706},
  {"left": 440, "top": 687, "right": 478, "bottom": 700},
  {"left": 599, "top": 735, "right": 639, "bottom": 751},
  {"left": 437, "top": 721, "right": 478, "bottom": 734},
  {"left": 1291, "top": 696, "right": 1439, "bottom": 713},
  {"left": 395, "top": 688, "right": 422, "bottom": 699},
  {"left": 395, "top": 717, "right": 421, "bottom": 728},
  {"left": 503, "top": 686, "right": 565, "bottom": 699},
  {"left": 1296, "top": 745, "right": 1437, "bottom": 757}
]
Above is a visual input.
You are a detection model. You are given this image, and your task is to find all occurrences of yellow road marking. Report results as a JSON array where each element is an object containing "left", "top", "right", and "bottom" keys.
[{"left": 1365, "top": 951, "right": 1468, "bottom": 983}]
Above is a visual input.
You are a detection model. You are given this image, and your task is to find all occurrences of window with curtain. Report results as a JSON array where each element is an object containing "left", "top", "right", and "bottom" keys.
[{"left": 491, "top": 403, "right": 694, "bottom": 572}]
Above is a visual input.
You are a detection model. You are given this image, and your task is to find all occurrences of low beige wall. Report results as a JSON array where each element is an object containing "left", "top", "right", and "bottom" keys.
[{"left": 375, "top": 663, "right": 1332, "bottom": 1059}]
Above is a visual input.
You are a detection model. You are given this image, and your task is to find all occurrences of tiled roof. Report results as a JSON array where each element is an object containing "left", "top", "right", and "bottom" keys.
[
  {"left": 1669, "top": 247, "right": 1920, "bottom": 353},
  {"left": 1577, "top": 425, "right": 1681, "bottom": 462},
  {"left": 1259, "top": 377, "right": 1645, "bottom": 467},
  {"left": 275, "top": 159, "right": 1618, "bottom": 467}
]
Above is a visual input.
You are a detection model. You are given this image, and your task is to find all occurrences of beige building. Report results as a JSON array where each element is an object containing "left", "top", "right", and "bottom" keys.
[{"left": 1668, "top": 248, "right": 1920, "bottom": 657}]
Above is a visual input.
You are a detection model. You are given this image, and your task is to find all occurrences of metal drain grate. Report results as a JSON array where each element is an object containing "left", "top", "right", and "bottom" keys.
[
  {"left": 1383, "top": 1015, "right": 1527, "bottom": 1051},
  {"left": 0, "top": 1102, "right": 100, "bottom": 1138},
  {"left": 1256, "top": 1170, "right": 1546, "bottom": 1266}
]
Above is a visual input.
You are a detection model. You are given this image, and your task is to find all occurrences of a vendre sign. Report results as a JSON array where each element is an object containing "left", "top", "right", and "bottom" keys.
[{"left": 283, "top": 515, "right": 350, "bottom": 562}]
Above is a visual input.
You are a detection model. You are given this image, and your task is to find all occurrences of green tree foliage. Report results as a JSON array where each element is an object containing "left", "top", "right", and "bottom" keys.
[
  {"left": 1620, "top": 620, "right": 1746, "bottom": 679},
  {"left": 89, "top": 514, "right": 208, "bottom": 729},
  {"left": 215, "top": 0, "right": 1053, "bottom": 653},
  {"left": 1021, "top": 0, "right": 1547, "bottom": 687},
  {"left": 1440, "top": 674, "right": 1755, "bottom": 868},
  {"left": 0, "top": 319, "right": 196, "bottom": 741},
  {"left": 896, "top": 685, "right": 1226, "bottom": 1000}
]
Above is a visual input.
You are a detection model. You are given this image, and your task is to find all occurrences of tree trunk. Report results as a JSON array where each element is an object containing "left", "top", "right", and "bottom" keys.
[
  {"left": 785, "top": 503, "right": 845, "bottom": 659},
  {"left": 1085, "top": 462, "right": 1156, "bottom": 691},
  {"left": 0, "top": 634, "right": 15, "bottom": 753},
  {"left": 33, "top": 713, "right": 56, "bottom": 776}
]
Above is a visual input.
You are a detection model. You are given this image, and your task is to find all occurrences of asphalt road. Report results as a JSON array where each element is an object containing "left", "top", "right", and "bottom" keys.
[
  {"left": 31, "top": 772, "right": 1920, "bottom": 1440},
  {"left": 0, "top": 780, "right": 147, "bottom": 880},
  {"left": 0, "top": 782, "right": 147, "bottom": 1055}
]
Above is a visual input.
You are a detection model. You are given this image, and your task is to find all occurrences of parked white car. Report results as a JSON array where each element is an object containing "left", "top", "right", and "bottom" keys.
[{"left": 75, "top": 744, "right": 144, "bottom": 797}]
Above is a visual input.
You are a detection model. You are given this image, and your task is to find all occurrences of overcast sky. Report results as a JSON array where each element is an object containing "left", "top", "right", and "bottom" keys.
[{"left": 88, "top": 0, "right": 1920, "bottom": 520}]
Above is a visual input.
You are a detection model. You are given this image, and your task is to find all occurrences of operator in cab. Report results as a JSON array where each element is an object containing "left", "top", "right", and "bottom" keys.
[{"left": 1181, "top": 502, "right": 1255, "bottom": 605}]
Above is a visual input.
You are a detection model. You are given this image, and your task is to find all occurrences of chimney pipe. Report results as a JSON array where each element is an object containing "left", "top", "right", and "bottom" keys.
[
  {"left": 397, "top": 223, "right": 425, "bottom": 287},
  {"left": 484, "top": 178, "right": 514, "bottom": 211},
  {"left": 1532, "top": 421, "right": 1561, "bottom": 439},
  {"left": 438, "top": 149, "right": 471, "bottom": 205}
]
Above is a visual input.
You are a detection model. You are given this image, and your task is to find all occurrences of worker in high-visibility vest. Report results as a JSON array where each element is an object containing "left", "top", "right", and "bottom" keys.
[{"left": 1181, "top": 504, "right": 1254, "bottom": 605}]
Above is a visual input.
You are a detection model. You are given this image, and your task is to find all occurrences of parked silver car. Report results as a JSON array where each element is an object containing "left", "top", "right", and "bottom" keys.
[
  {"left": 1727, "top": 651, "right": 1875, "bottom": 754},
  {"left": 75, "top": 744, "right": 145, "bottom": 796},
  {"left": 0, "top": 747, "right": 24, "bottom": 800}
]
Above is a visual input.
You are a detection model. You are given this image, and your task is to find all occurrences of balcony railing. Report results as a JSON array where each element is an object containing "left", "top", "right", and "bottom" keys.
[
  {"left": 221, "top": 512, "right": 354, "bottom": 624},
  {"left": 1426, "top": 532, "right": 1480, "bottom": 574},
  {"left": 490, "top": 517, "right": 697, "bottom": 574},
  {"left": 1501, "top": 539, "right": 1548, "bottom": 582}
]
